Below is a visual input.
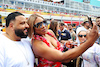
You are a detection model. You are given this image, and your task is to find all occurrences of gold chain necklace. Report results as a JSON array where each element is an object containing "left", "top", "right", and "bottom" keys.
[{"left": 6, "top": 33, "right": 29, "bottom": 65}]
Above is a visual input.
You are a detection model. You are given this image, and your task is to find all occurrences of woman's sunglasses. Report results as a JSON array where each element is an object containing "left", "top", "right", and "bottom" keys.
[
  {"left": 78, "top": 35, "right": 86, "bottom": 37},
  {"left": 34, "top": 20, "right": 47, "bottom": 28}
]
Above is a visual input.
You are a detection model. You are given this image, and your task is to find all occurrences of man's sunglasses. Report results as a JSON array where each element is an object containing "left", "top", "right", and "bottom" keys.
[
  {"left": 78, "top": 35, "right": 86, "bottom": 37},
  {"left": 60, "top": 23, "right": 65, "bottom": 26},
  {"left": 34, "top": 20, "right": 47, "bottom": 28}
]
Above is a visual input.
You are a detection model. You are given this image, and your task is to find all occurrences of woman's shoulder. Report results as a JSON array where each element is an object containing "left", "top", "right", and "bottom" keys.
[
  {"left": 48, "top": 29, "right": 55, "bottom": 35},
  {"left": 33, "top": 39, "right": 45, "bottom": 46},
  {"left": 48, "top": 29, "right": 53, "bottom": 33}
]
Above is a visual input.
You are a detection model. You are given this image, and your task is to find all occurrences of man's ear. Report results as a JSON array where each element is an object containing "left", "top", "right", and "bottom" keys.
[{"left": 9, "top": 21, "right": 14, "bottom": 30}]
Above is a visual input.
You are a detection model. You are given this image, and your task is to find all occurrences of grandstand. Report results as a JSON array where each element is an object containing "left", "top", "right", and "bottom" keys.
[{"left": 0, "top": 0, "right": 100, "bottom": 25}]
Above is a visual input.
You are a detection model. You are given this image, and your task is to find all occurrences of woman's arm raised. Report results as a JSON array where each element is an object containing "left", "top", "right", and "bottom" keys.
[{"left": 32, "top": 22, "right": 99, "bottom": 63}]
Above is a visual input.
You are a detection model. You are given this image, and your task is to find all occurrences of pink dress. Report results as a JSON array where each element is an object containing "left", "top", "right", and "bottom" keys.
[{"left": 32, "top": 32, "right": 63, "bottom": 67}]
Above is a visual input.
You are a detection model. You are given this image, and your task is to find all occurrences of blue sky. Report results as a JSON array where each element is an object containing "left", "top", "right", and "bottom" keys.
[{"left": 72, "top": 0, "right": 100, "bottom": 7}]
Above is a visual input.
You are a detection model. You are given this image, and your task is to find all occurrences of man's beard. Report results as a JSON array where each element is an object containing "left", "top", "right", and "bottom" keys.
[{"left": 15, "top": 28, "right": 28, "bottom": 38}]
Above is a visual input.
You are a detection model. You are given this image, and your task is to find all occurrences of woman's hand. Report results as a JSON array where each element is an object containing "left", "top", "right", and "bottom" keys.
[{"left": 86, "top": 22, "right": 99, "bottom": 47}]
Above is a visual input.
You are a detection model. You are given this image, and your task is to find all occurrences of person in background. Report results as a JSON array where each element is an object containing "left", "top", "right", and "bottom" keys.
[
  {"left": 76, "top": 21, "right": 90, "bottom": 44},
  {"left": 49, "top": 20, "right": 59, "bottom": 39},
  {"left": 48, "top": 18, "right": 54, "bottom": 29},
  {"left": 27, "top": 14, "right": 98, "bottom": 67},
  {"left": 68, "top": 24, "right": 76, "bottom": 41},
  {"left": 58, "top": 22, "right": 71, "bottom": 44},
  {"left": 72, "top": 23, "right": 76, "bottom": 33},
  {"left": 96, "top": 17, "right": 100, "bottom": 44},
  {"left": 0, "top": 12, "right": 35, "bottom": 67},
  {"left": 88, "top": 17, "right": 93, "bottom": 28},
  {"left": 76, "top": 30, "right": 100, "bottom": 67},
  {"left": 50, "top": 18, "right": 54, "bottom": 22},
  {"left": 76, "top": 23, "right": 82, "bottom": 29},
  {"left": 49, "top": 20, "right": 74, "bottom": 50},
  {"left": 64, "top": 23, "right": 68, "bottom": 30},
  {"left": 63, "top": 23, "right": 76, "bottom": 67},
  {"left": 49, "top": 19, "right": 76, "bottom": 67},
  {"left": 0, "top": 23, "right": 2, "bottom": 34},
  {"left": 1, "top": 24, "right": 6, "bottom": 32}
]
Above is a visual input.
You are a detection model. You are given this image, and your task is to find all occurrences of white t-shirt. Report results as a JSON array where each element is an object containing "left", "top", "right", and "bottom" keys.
[{"left": 0, "top": 34, "right": 35, "bottom": 67}]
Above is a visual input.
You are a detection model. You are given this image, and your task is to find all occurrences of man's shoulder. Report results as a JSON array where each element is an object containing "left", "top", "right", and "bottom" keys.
[
  {"left": 21, "top": 38, "right": 32, "bottom": 47},
  {"left": 21, "top": 38, "right": 31, "bottom": 43},
  {"left": 0, "top": 34, "right": 8, "bottom": 47}
]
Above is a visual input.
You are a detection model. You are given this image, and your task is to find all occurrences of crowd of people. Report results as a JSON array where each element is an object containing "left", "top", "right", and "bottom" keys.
[{"left": 0, "top": 11, "right": 100, "bottom": 67}]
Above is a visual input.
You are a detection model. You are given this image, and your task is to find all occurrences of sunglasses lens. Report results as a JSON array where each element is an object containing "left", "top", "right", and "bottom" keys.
[
  {"left": 78, "top": 35, "right": 82, "bottom": 37},
  {"left": 34, "top": 20, "right": 47, "bottom": 28},
  {"left": 34, "top": 22, "right": 42, "bottom": 28},
  {"left": 78, "top": 35, "right": 86, "bottom": 37},
  {"left": 61, "top": 24, "right": 64, "bottom": 26},
  {"left": 84, "top": 35, "right": 86, "bottom": 37}
]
